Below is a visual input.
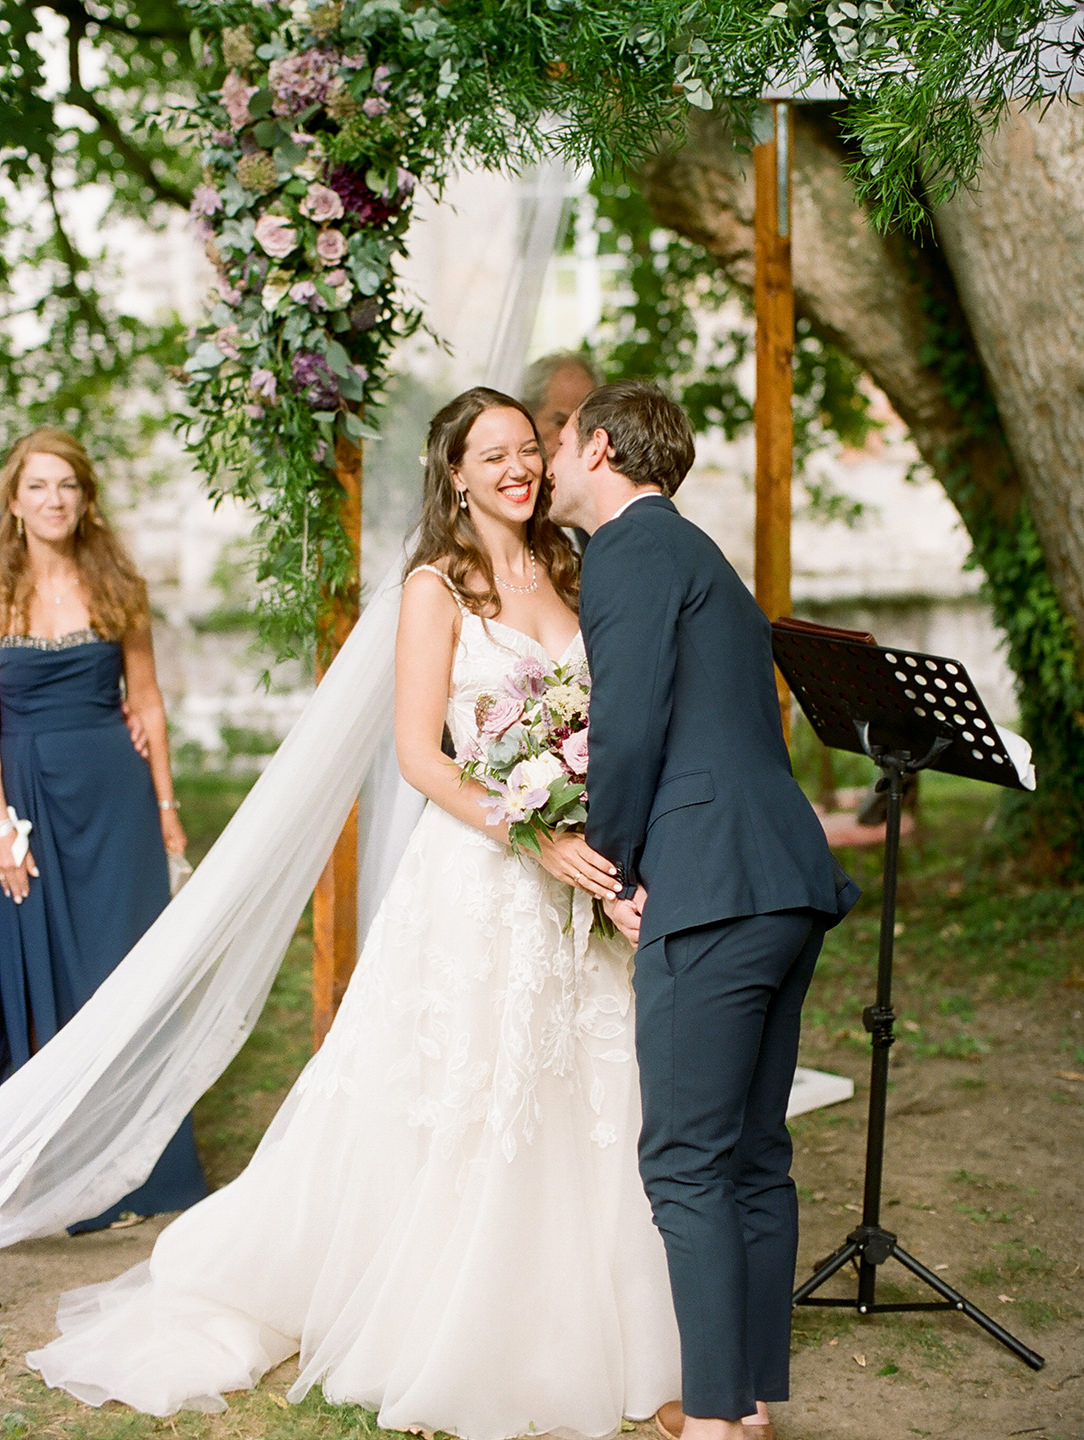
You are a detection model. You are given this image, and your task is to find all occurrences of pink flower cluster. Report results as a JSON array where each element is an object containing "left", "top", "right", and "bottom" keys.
[
  {"left": 269, "top": 47, "right": 340, "bottom": 116},
  {"left": 459, "top": 656, "right": 593, "bottom": 857}
]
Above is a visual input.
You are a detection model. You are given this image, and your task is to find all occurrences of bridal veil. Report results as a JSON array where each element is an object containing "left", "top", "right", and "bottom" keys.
[{"left": 0, "top": 158, "right": 575, "bottom": 1246}]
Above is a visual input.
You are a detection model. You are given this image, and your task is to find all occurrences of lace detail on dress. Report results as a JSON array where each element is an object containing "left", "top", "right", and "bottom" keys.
[
  {"left": 1, "top": 629, "right": 102, "bottom": 651},
  {"left": 294, "top": 610, "right": 633, "bottom": 1163}
]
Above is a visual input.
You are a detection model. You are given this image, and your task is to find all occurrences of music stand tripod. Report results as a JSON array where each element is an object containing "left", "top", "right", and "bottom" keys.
[{"left": 771, "top": 619, "right": 1044, "bottom": 1371}]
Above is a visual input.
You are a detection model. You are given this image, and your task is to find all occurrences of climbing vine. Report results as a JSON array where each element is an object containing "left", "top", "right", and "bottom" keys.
[{"left": 917, "top": 277, "right": 1084, "bottom": 867}]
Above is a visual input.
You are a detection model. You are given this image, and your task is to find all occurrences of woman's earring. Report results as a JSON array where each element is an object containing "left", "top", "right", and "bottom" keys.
[
  {"left": 15, "top": 515, "right": 24, "bottom": 540},
  {"left": 457, "top": 490, "right": 468, "bottom": 510}
]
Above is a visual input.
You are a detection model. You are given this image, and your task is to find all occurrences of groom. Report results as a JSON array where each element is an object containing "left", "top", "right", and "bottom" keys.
[{"left": 548, "top": 382, "right": 858, "bottom": 1440}]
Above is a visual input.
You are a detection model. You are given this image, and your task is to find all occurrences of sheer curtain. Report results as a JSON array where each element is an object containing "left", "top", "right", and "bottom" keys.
[{"left": 0, "top": 158, "right": 575, "bottom": 1247}]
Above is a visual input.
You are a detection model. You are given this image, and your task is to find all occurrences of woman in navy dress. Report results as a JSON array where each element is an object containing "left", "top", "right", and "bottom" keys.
[{"left": 0, "top": 428, "right": 206, "bottom": 1230}]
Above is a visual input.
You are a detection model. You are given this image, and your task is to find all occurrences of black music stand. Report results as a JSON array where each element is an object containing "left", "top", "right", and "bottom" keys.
[{"left": 771, "top": 618, "right": 1044, "bottom": 1371}]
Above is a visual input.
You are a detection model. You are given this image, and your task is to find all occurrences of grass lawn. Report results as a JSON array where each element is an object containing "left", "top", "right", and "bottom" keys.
[{"left": 2, "top": 757, "right": 1081, "bottom": 1440}]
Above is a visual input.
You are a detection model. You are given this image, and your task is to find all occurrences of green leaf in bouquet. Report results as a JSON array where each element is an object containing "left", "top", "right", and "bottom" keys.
[{"left": 510, "top": 821, "right": 544, "bottom": 859}]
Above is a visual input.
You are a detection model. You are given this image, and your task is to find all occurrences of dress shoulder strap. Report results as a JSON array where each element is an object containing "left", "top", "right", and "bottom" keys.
[{"left": 405, "top": 564, "right": 468, "bottom": 612}]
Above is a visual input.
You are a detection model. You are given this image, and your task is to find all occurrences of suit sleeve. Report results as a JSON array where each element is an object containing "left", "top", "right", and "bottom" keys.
[{"left": 580, "top": 516, "right": 682, "bottom": 897}]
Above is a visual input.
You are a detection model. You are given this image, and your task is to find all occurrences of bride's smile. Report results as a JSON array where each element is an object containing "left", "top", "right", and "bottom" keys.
[{"left": 451, "top": 406, "right": 543, "bottom": 534}]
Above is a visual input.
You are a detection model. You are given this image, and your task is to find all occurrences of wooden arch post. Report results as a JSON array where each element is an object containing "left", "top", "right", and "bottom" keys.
[
  {"left": 753, "top": 100, "right": 794, "bottom": 743},
  {"left": 312, "top": 430, "right": 363, "bottom": 1049}
]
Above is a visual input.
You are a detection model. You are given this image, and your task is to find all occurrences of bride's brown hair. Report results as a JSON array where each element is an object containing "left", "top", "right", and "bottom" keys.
[
  {"left": 405, "top": 387, "right": 579, "bottom": 614},
  {"left": 0, "top": 428, "right": 150, "bottom": 639}
]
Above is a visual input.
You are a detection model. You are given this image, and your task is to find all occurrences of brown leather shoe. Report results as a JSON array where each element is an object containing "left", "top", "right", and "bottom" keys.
[
  {"left": 654, "top": 1404, "right": 775, "bottom": 1440},
  {"left": 654, "top": 1401, "right": 685, "bottom": 1440}
]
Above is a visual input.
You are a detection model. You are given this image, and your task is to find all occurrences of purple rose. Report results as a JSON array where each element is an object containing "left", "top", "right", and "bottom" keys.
[
  {"left": 254, "top": 213, "right": 299, "bottom": 258},
  {"left": 560, "top": 728, "right": 590, "bottom": 777},
  {"left": 291, "top": 350, "right": 340, "bottom": 410},
  {"left": 300, "top": 183, "right": 344, "bottom": 222},
  {"left": 315, "top": 227, "right": 346, "bottom": 264}
]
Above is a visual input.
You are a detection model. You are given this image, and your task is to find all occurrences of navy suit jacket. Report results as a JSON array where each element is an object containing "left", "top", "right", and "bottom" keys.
[{"left": 580, "top": 495, "right": 858, "bottom": 949}]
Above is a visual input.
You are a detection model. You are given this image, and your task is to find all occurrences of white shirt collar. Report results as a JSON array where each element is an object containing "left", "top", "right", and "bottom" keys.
[{"left": 609, "top": 489, "right": 664, "bottom": 523}]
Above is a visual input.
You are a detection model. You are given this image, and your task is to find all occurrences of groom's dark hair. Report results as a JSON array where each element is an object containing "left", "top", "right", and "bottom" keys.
[{"left": 574, "top": 381, "right": 695, "bottom": 497}]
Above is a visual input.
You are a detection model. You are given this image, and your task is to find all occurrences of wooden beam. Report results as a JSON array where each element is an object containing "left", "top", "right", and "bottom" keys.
[
  {"left": 753, "top": 100, "right": 795, "bottom": 740},
  {"left": 312, "top": 430, "right": 362, "bottom": 1049}
]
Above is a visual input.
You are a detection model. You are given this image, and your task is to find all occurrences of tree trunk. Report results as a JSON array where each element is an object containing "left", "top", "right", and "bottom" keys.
[
  {"left": 639, "top": 107, "right": 1024, "bottom": 541},
  {"left": 932, "top": 101, "right": 1084, "bottom": 643},
  {"left": 639, "top": 102, "right": 1084, "bottom": 863}
]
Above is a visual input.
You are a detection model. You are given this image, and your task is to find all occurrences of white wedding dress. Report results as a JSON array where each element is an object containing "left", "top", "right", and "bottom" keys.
[{"left": 27, "top": 601, "right": 680, "bottom": 1439}]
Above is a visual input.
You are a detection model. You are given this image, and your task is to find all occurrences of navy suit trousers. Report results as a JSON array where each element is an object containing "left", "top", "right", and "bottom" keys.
[{"left": 633, "top": 909, "right": 826, "bottom": 1420}]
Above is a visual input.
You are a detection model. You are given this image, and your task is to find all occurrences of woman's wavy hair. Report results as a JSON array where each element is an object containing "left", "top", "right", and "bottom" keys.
[
  {"left": 0, "top": 428, "right": 150, "bottom": 639},
  {"left": 405, "top": 387, "right": 579, "bottom": 613}
]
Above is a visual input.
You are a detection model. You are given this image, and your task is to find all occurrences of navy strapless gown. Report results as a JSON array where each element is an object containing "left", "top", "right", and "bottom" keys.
[{"left": 0, "top": 631, "right": 207, "bottom": 1230}]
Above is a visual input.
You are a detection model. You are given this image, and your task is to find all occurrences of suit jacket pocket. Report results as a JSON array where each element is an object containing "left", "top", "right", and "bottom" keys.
[{"left": 646, "top": 769, "right": 716, "bottom": 830}]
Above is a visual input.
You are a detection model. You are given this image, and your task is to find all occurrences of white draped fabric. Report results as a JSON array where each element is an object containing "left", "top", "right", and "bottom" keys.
[{"left": 0, "top": 158, "right": 577, "bottom": 1248}]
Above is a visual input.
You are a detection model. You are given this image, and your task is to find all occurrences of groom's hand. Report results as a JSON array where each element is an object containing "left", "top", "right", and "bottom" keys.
[
  {"left": 604, "top": 884, "right": 646, "bottom": 947},
  {"left": 536, "top": 831, "right": 622, "bottom": 901}
]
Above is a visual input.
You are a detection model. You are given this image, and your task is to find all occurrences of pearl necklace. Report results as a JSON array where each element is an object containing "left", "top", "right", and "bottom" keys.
[{"left": 493, "top": 549, "right": 538, "bottom": 595}]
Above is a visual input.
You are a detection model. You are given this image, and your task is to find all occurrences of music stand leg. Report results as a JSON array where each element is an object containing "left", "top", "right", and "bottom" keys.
[{"left": 794, "top": 749, "right": 1044, "bottom": 1371}]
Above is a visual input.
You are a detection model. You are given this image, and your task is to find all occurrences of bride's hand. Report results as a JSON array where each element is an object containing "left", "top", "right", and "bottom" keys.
[{"left": 535, "top": 831, "right": 621, "bottom": 900}]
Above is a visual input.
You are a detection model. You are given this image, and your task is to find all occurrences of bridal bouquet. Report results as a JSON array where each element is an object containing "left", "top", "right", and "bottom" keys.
[
  {"left": 458, "top": 653, "right": 615, "bottom": 942},
  {"left": 458, "top": 655, "right": 591, "bottom": 859}
]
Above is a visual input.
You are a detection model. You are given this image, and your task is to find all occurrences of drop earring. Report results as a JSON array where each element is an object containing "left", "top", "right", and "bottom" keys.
[
  {"left": 15, "top": 515, "right": 24, "bottom": 540},
  {"left": 458, "top": 490, "right": 468, "bottom": 510}
]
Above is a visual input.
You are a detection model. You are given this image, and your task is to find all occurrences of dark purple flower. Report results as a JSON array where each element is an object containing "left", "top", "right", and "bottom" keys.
[
  {"left": 291, "top": 350, "right": 340, "bottom": 410},
  {"left": 326, "top": 165, "right": 400, "bottom": 227}
]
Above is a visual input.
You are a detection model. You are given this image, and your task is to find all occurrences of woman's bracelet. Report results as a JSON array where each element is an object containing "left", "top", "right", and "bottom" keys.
[{"left": 158, "top": 798, "right": 180, "bottom": 812}]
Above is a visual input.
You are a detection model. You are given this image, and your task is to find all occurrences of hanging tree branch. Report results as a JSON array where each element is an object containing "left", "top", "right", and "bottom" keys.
[{"left": 64, "top": 7, "right": 193, "bottom": 210}]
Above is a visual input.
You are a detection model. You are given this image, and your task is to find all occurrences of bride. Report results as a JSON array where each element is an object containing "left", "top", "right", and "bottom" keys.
[{"left": 25, "top": 387, "right": 681, "bottom": 1438}]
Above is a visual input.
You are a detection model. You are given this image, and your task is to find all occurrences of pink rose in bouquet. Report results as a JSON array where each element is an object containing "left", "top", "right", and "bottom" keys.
[
  {"left": 560, "top": 727, "right": 590, "bottom": 777},
  {"left": 477, "top": 694, "right": 524, "bottom": 741},
  {"left": 459, "top": 658, "right": 612, "bottom": 938}
]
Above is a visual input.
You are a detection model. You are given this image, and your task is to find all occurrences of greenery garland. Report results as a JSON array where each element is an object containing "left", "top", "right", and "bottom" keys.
[
  {"left": 179, "top": 0, "right": 1078, "bottom": 651},
  {"left": 179, "top": 0, "right": 727, "bottom": 651}
]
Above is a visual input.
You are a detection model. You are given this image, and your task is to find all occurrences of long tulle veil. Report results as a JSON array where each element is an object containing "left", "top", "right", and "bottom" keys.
[{"left": 0, "top": 158, "right": 575, "bottom": 1246}]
